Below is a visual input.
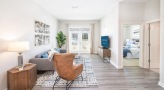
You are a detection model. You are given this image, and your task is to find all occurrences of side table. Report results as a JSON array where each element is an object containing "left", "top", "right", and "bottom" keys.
[{"left": 7, "top": 64, "right": 37, "bottom": 90}]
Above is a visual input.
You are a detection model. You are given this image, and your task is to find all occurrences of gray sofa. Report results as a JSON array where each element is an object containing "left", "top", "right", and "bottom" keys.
[{"left": 29, "top": 49, "right": 66, "bottom": 71}]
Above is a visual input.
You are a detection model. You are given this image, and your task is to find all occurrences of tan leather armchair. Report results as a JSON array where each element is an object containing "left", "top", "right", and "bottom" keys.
[{"left": 53, "top": 53, "right": 83, "bottom": 90}]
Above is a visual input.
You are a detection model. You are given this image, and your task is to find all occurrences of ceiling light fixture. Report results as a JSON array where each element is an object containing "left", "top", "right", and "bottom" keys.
[{"left": 72, "top": 6, "right": 79, "bottom": 9}]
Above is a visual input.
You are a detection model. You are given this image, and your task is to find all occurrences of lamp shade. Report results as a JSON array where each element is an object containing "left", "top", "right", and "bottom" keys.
[{"left": 7, "top": 41, "right": 30, "bottom": 53}]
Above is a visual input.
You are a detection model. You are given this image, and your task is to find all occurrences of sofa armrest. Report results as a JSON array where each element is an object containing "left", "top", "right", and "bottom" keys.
[
  {"left": 60, "top": 49, "right": 67, "bottom": 53},
  {"left": 29, "top": 58, "right": 54, "bottom": 71}
]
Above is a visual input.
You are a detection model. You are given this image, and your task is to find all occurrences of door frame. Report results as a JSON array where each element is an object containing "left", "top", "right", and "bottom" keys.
[
  {"left": 144, "top": 20, "right": 160, "bottom": 69},
  {"left": 119, "top": 22, "right": 144, "bottom": 69}
]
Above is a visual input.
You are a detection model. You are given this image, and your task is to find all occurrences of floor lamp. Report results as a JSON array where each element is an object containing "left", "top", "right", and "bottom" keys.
[{"left": 7, "top": 41, "right": 30, "bottom": 66}]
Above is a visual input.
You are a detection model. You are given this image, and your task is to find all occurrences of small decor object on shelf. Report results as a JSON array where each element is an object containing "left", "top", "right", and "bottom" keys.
[
  {"left": 56, "top": 31, "right": 66, "bottom": 48},
  {"left": 34, "top": 20, "right": 50, "bottom": 46},
  {"left": 18, "top": 66, "right": 23, "bottom": 71}
]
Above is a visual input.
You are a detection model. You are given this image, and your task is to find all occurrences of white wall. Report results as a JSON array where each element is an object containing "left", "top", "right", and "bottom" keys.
[
  {"left": 123, "top": 25, "right": 130, "bottom": 44},
  {"left": 119, "top": 1, "right": 145, "bottom": 23},
  {"left": 118, "top": 1, "right": 145, "bottom": 68},
  {"left": 0, "top": 0, "right": 58, "bottom": 90},
  {"left": 123, "top": 25, "right": 140, "bottom": 45},
  {"left": 58, "top": 20, "right": 100, "bottom": 53},
  {"left": 159, "top": 0, "right": 164, "bottom": 88},
  {"left": 119, "top": 0, "right": 160, "bottom": 68},
  {"left": 144, "top": 0, "right": 160, "bottom": 22},
  {"left": 100, "top": 4, "right": 119, "bottom": 68}
]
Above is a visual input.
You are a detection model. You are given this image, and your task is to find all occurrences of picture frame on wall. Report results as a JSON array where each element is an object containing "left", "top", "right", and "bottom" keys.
[
  {"left": 132, "top": 29, "right": 140, "bottom": 38},
  {"left": 44, "top": 25, "right": 50, "bottom": 34},
  {"left": 34, "top": 20, "right": 50, "bottom": 46},
  {"left": 35, "top": 34, "right": 42, "bottom": 46}
]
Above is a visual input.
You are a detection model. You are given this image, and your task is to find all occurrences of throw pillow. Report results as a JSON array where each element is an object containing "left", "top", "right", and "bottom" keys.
[{"left": 41, "top": 53, "right": 49, "bottom": 58}]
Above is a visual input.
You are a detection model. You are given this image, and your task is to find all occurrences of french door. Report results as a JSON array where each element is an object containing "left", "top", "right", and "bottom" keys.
[{"left": 69, "top": 27, "right": 91, "bottom": 53}]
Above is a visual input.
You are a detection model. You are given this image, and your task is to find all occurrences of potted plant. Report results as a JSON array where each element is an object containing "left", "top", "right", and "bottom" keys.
[{"left": 56, "top": 31, "right": 66, "bottom": 48}]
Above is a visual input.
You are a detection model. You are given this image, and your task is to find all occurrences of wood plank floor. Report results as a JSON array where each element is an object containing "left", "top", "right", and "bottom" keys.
[{"left": 32, "top": 54, "right": 163, "bottom": 90}]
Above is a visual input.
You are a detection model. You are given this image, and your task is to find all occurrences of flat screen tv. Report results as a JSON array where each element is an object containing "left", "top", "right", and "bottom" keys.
[{"left": 101, "top": 36, "right": 110, "bottom": 49}]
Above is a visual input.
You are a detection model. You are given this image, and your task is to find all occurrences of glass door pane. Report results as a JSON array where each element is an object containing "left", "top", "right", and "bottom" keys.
[
  {"left": 69, "top": 27, "right": 91, "bottom": 53},
  {"left": 69, "top": 28, "right": 80, "bottom": 53},
  {"left": 80, "top": 28, "right": 90, "bottom": 53}
]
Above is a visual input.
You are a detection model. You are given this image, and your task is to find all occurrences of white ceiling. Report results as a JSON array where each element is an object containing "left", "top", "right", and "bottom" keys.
[
  {"left": 34, "top": 0, "right": 122, "bottom": 20},
  {"left": 34, "top": 0, "right": 149, "bottom": 20},
  {"left": 123, "top": 0, "right": 149, "bottom": 4}
]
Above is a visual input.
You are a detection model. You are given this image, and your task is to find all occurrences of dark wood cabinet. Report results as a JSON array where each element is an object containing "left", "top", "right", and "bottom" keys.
[{"left": 7, "top": 64, "right": 37, "bottom": 90}]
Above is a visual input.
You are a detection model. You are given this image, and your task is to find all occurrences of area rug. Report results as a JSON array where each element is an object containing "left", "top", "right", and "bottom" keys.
[{"left": 35, "top": 56, "right": 98, "bottom": 87}]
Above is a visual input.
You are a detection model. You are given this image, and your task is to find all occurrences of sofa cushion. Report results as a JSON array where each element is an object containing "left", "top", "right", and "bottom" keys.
[
  {"left": 55, "top": 48, "right": 60, "bottom": 53},
  {"left": 30, "top": 49, "right": 67, "bottom": 71},
  {"left": 60, "top": 49, "right": 67, "bottom": 53},
  {"left": 41, "top": 53, "right": 48, "bottom": 58}
]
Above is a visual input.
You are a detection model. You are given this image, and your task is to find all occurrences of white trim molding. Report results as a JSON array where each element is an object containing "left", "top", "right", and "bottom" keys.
[
  {"left": 117, "top": 66, "right": 123, "bottom": 69},
  {"left": 119, "top": 22, "right": 145, "bottom": 69},
  {"left": 158, "top": 81, "right": 164, "bottom": 88},
  {"left": 110, "top": 60, "right": 123, "bottom": 69},
  {"left": 145, "top": 19, "right": 160, "bottom": 24},
  {"left": 93, "top": 52, "right": 98, "bottom": 54}
]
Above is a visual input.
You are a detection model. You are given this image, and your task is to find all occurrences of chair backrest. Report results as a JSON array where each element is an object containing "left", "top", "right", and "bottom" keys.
[{"left": 53, "top": 53, "right": 75, "bottom": 80}]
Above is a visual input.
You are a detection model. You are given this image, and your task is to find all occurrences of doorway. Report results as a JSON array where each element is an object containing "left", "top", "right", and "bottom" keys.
[
  {"left": 144, "top": 21, "right": 160, "bottom": 71},
  {"left": 68, "top": 27, "right": 91, "bottom": 53},
  {"left": 122, "top": 24, "right": 141, "bottom": 67}
]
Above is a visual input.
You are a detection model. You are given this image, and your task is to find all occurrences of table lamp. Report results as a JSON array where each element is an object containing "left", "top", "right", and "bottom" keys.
[{"left": 7, "top": 41, "right": 30, "bottom": 66}]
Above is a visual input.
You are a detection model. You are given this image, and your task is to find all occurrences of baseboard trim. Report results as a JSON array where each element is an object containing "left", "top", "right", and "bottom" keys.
[
  {"left": 158, "top": 81, "right": 164, "bottom": 88},
  {"left": 92, "top": 52, "right": 98, "bottom": 55},
  {"left": 117, "top": 66, "right": 123, "bottom": 69},
  {"left": 110, "top": 60, "right": 122, "bottom": 69},
  {"left": 109, "top": 60, "right": 116, "bottom": 67}
]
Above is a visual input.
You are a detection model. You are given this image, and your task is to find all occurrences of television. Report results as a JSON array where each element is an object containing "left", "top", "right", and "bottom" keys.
[{"left": 101, "top": 36, "right": 110, "bottom": 49}]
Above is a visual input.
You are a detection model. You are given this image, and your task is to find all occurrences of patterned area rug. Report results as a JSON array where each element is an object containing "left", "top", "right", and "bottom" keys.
[{"left": 35, "top": 56, "right": 98, "bottom": 87}]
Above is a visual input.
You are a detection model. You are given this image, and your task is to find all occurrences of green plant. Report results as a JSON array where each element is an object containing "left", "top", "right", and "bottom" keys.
[{"left": 56, "top": 31, "right": 66, "bottom": 48}]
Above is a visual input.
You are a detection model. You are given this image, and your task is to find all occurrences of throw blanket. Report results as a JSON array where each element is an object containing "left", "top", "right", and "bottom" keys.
[
  {"left": 48, "top": 50, "right": 59, "bottom": 61},
  {"left": 123, "top": 48, "right": 131, "bottom": 58}
]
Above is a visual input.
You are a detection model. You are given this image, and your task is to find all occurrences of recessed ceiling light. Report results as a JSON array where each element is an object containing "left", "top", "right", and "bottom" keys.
[{"left": 72, "top": 6, "right": 78, "bottom": 9}]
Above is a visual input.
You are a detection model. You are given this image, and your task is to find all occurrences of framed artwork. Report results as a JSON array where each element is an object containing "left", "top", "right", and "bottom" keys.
[
  {"left": 132, "top": 29, "right": 140, "bottom": 38},
  {"left": 34, "top": 20, "right": 50, "bottom": 46}
]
